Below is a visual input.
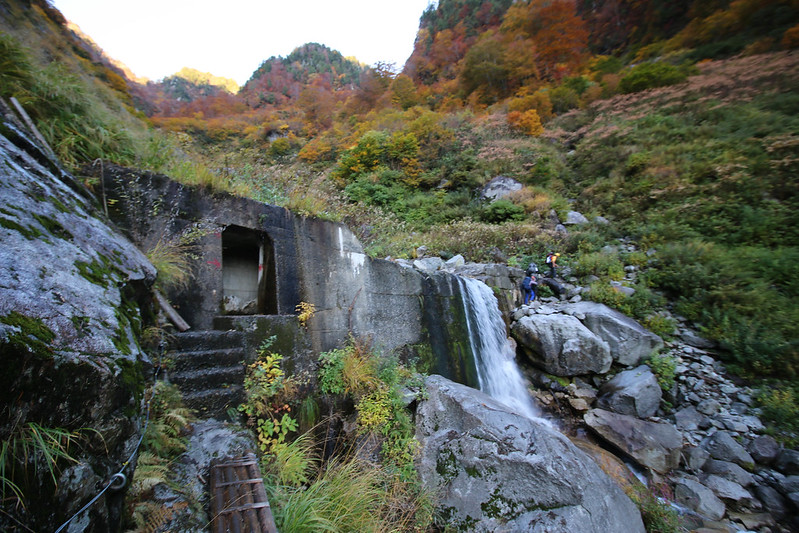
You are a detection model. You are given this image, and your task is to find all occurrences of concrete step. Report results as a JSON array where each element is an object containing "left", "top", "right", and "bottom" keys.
[
  {"left": 168, "top": 330, "right": 246, "bottom": 352},
  {"left": 168, "top": 347, "right": 246, "bottom": 372},
  {"left": 170, "top": 366, "right": 245, "bottom": 392},
  {"left": 182, "top": 385, "right": 245, "bottom": 418}
]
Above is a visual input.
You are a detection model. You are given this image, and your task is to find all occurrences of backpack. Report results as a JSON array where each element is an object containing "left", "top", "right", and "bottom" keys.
[
  {"left": 521, "top": 276, "right": 533, "bottom": 290},
  {"left": 545, "top": 254, "right": 553, "bottom": 264}
]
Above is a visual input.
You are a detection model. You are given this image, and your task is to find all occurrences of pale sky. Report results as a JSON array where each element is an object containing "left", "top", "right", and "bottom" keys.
[{"left": 51, "top": 0, "right": 436, "bottom": 85}]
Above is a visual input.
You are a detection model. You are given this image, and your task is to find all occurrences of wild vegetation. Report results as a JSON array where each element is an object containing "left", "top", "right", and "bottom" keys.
[
  {"left": 240, "top": 337, "right": 433, "bottom": 531},
  {"left": 2, "top": 0, "right": 799, "bottom": 523}
]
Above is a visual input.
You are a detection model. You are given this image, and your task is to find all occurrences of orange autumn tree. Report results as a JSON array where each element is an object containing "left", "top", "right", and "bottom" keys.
[{"left": 501, "top": 0, "right": 589, "bottom": 81}]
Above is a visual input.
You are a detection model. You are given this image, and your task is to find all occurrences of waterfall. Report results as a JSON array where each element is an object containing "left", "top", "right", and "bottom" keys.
[{"left": 458, "top": 276, "right": 542, "bottom": 420}]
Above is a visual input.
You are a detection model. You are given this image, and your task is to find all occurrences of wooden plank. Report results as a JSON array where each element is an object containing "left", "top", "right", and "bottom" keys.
[
  {"left": 216, "top": 502, "right": 272, "bottom": 514},
  {"left": 154, "top": 290, "right": 191, "bottom": 332},
  {"left": 8, "top": 96, "right": 58, "bottom": 162},
  {"left": 247, "top": 460, "right": 277, "bottom": 533},
  {"left": 209, "top": 454, "right": 277, "bottom": 533},
  {"left": 210, "top": 462, "right": 227, "bottom": 533},
  {"left": 215, "top": 478, "right": 264, "bottom": 487},
  {"left": 223, "top": 465, "right": 243, "bottom": 533}
]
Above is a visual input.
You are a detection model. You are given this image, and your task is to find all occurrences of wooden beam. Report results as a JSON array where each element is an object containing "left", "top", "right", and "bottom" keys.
[{"left": 154, "top": 290, "right": 190, "bottom": 332}]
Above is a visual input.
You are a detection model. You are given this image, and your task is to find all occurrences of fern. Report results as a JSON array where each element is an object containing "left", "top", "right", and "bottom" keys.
[
  {"left": 126, "top": 501, "right": 174, "bottom": 533},
  {"left": 128, "top": 452, "right": 168, "bottom": 499}
]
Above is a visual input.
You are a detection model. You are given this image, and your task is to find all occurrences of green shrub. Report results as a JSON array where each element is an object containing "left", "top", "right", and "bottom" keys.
[
  {"left": 628, "top": 484, "right": 683, "bottom": 533},
  {"left": 548, "top": 85, "right": 580, "bottom": 113},
  {"left": 478, "top": 199, "right": 526, "bottom": 224},
  {"left": 573, "top": 251, "right": 625, "bottom": 280},
  {"left": 646, "top": 353, "right": 677, "bottom": 392},
  {"left": 757, "top": 387, "right": 799, "bottom": 447},
  {"left": 641, "top": 314, "right": 677, "bottom": 340},
  {"left": 619, "top": 62, "right": 689, "bottom": 93}
]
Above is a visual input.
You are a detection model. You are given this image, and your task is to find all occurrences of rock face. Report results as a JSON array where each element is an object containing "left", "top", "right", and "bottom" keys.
[
  {"left": 584, "top": 409, "right": 682, "bottom": 474},
  {"left": 0, "top": 117, "right": 155, "bottom": 530},
  {"left": 479, "top": 176, "right": 522, "bottom": 201},
  {"left": 597, "top": 365, "right": 662, "bottom": 418},
  {"left": 416, "top": 375, "right": 645, "bottom": 533},
  {"left": 560, "top": 301, "right": 663, "bottom": 366},
  {"left": 512, "top": 314, "right": 612, "bottom": 376}
]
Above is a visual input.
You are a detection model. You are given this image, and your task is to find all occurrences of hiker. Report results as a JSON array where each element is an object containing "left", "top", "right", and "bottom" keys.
[
  {"left": 545, "top": 252, "right": 560, "bottom": 278},
  {"left": 521, "top": 273, "right": 537, "bottom": 305}
]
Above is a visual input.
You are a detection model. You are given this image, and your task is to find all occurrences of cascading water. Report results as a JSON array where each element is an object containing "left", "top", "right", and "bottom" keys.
[{"left": 458, "top": 276, "right": 542, "bottom": 420}]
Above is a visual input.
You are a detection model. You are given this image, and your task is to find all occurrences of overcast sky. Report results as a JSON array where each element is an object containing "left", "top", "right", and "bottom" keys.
[{"left": 51, "top": 0, "right": 435, "bottom": 85}]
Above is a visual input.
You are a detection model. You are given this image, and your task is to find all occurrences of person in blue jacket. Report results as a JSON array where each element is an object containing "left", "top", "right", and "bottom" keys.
[{"left": 521, "top": 273, "right": 537, "bottom": 305}]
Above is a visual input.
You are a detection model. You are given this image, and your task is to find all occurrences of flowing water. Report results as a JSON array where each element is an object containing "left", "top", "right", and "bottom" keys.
[{"left": 458, "top": 276, "right": 542, "bottom": 420}]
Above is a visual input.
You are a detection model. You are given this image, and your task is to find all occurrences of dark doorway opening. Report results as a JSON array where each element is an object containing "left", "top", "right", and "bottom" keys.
[{"left": 221, "top": 225, "right": 277, "bottom": 315}]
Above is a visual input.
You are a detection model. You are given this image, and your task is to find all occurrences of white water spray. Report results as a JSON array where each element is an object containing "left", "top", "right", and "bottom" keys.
[{"left": 458, "top": 276, "right": 542, "bottom": 420}]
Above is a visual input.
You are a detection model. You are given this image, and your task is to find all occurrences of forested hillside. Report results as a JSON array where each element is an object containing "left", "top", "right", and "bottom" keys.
[{"left": 2, "top": 0, "right": 799, "bottom": 443}]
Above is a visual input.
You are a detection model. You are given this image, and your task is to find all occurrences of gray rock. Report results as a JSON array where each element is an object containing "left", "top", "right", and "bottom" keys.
[
  {"left": 413, "top": 257, "right": 444, "bottom": 272},
  {"left": 781, "top": 475, "right": 799, "bottom": 494},
  {"left": 594, "top": 216, "right": 610, "bottom": 225},
  {"left": 775, "top": 449, "right": 799, "bottom": 475},
  {"left": 480, "top": 176, "right": 523, "bottom": 201},
  {"left": 684, "top": 446, "right": 711, "bottom": 472},
  {"left": 674, "top": 477, "right": 727, "bottom": 520},
  {"left": 702, "top": 431, "right": 755, "bottom": 470},
  {"left": 741, "top": 415, "right": 764, "bottom": 432},
  {"left": 416, "top": 375, "right": 645, "bottom": 533},
  {"left": 149, "top": 419, "right": 257, "bottom": 532},
  {"left": 584, "top": 409, "right": 682, "bottom": 474},
  {"left": 703, "top": 474, "right": 757, "bottom": 508},
  {"left": 753, "top": 485, "right": 788, "bottom": 518},
  {"left": 444, "top": 254, "right": 465, "bottom": 268},
  {"left": 720, "top": 415, "right": 750, "bottom": 434},
  {"left": 512, "top": 314, "right": 612, "bottom": 376},
  {"left": 675, "top": 406, "right": 704, "bottom": 432},
  {"left": 0, "top": 120, "right": 155, "bottom": 531},
  {"left": 564, "top": 210, "right": 590, "bottom": 225},
  {"left": 566, "top": 379, "right": 597, "bottom": 402},
  {"left": 559, "top": 301, "right": 663, "bottom": 366},
  {"left": 703, "top": 459, "right": 755, "bottom": 487},
  {"left": 696, "top": 399, "right": 723, "bottom": 415},
  {"left": 610, "top": 281, "right": 636, "bottom": 297},
  {"left": 679, "top": 329, "right": 716, "bottom": 349},
  {"left": 597, "top": 365, "right": 662, "bottom": 418}
]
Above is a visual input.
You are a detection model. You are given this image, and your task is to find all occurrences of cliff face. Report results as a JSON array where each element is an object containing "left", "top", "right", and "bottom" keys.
[{"left": 0, "top": 112, "right": 155, "bottom": 530}]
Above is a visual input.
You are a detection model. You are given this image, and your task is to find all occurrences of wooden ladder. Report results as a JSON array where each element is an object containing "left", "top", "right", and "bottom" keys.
[{"left": 210, "top": 453, "right": 277, "bottom": 533}]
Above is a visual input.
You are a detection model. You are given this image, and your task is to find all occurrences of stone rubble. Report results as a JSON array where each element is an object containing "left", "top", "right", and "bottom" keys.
[{"left": 509, "top": 290, "right": 799, "bottom": 533}]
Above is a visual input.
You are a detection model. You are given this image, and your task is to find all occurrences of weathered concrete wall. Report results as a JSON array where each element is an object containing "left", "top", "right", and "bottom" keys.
[
  {"left": 103, "top": 168, "right": 302, "bottom": 329},
  {"left": 102, "top": 167, "right": 429, "bottom": 356}
]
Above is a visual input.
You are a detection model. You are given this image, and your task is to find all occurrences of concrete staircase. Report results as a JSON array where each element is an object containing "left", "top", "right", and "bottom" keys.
[{"left": 167, "top": 330, "right": 248, "bottom": 418}]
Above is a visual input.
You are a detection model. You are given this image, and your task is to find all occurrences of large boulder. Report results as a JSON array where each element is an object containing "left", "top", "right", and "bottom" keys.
[
  {"left": 512, "top": 314, "right": 612, "bottom": 376},
  {"left": 674, "top": 478, "right": 727, "bottom": 520},
  {"left": 0, "top": 121, "right": 155, "bottom": 531},
  {"left": 479, "top": 176, "right": 523, "bottom": 201},
  {"left": 561, "top": 301, "right": 664, "bottom": 366},
  {"left": 597, "top": 365, "right": 662, "bottom": 418},
  {"left": 701, "top": 431, "right": 755, "bottom": 470},
  {"left": 584, "top": 409, "right": 682, "bottom": 474},
  {"left": 416, "top": 375, "right": 645, "bottom": 533}
]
